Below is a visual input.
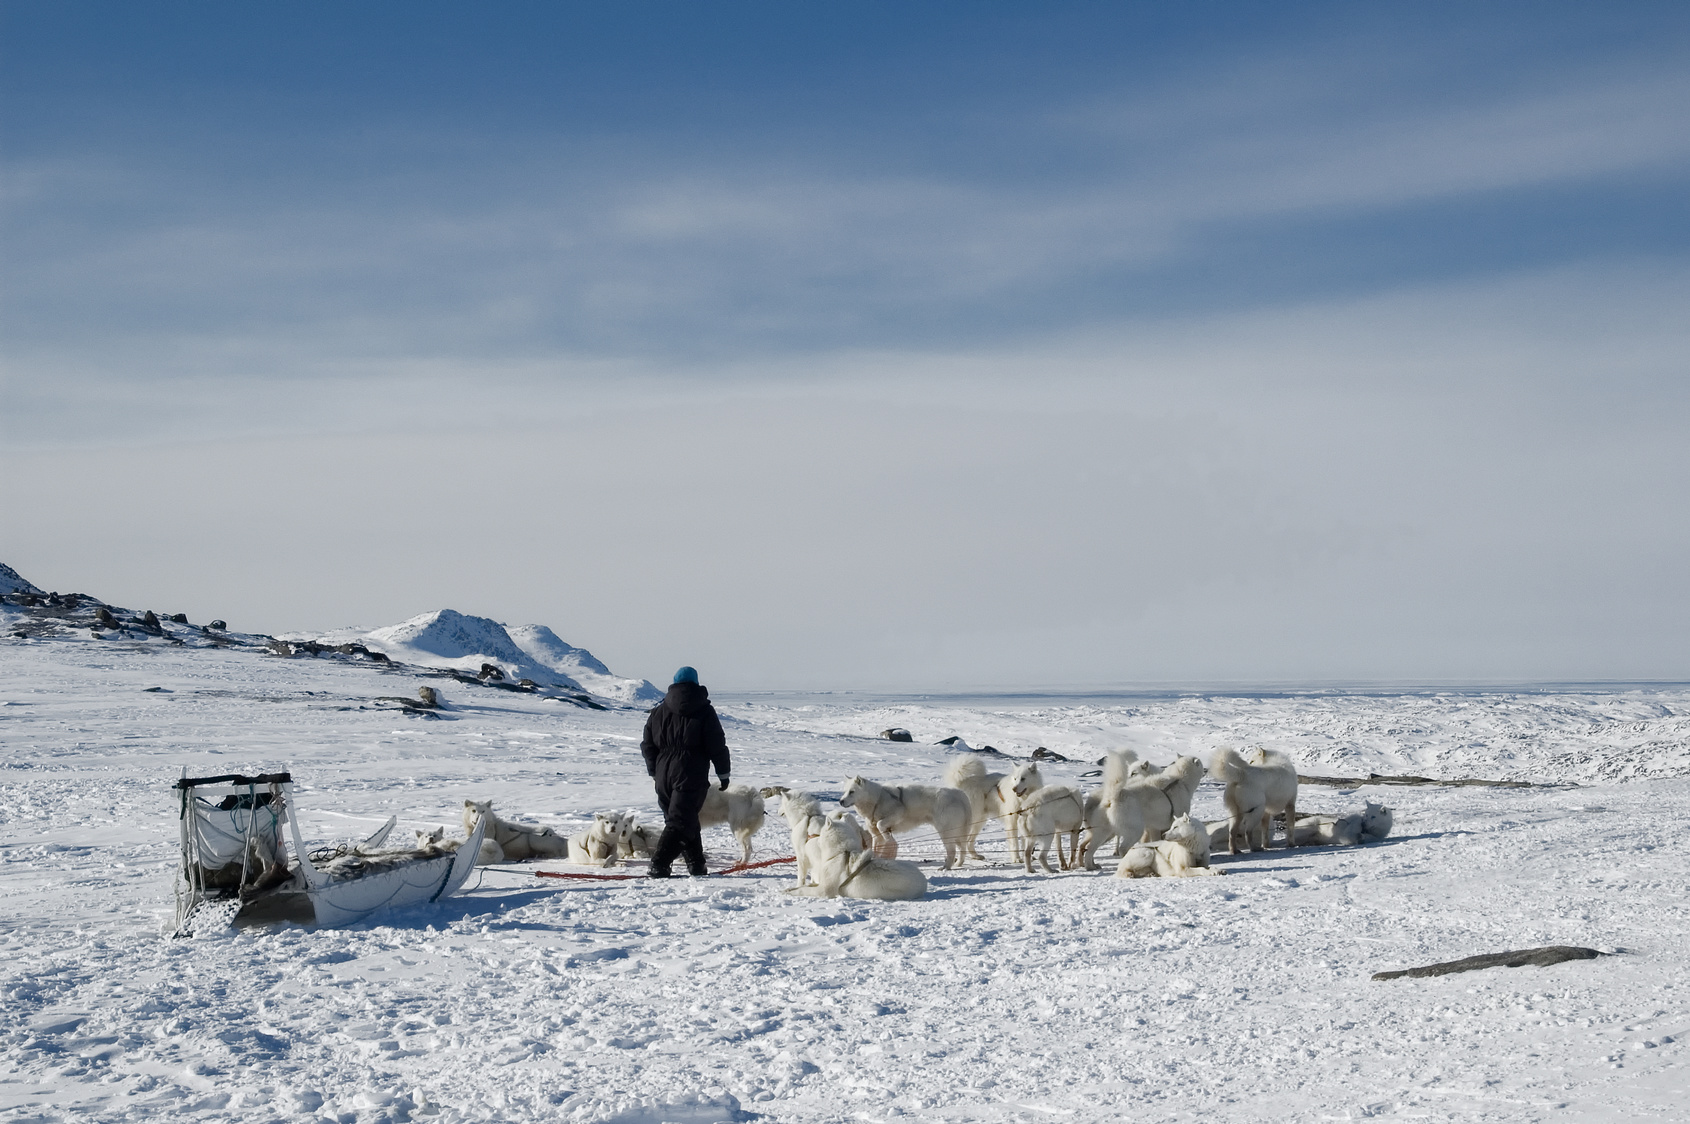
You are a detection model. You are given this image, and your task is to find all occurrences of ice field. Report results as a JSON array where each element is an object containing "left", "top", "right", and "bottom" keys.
[{"left": 2, "top": 612, "right": 1688, "bottom": 1123}]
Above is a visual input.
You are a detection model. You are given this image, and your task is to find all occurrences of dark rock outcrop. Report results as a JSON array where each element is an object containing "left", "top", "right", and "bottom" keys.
[{"left": 1373, "top": 946, "right": 1604, "bottom": 981}]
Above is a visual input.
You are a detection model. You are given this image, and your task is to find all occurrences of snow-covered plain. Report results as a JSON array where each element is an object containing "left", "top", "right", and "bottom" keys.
[{"left": 3, "top": 612, "right": 1689, "bottom": 1123}]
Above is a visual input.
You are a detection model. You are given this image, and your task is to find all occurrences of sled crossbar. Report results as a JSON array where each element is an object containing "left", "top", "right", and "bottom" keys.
[{"left": 175, "top": 772, "right": 293, "bottom": 790}]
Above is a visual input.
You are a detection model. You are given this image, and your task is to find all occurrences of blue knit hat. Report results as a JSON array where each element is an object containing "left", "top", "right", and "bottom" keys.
[{"left": 672, "top": 666, "right": 698, "bottom": 685}]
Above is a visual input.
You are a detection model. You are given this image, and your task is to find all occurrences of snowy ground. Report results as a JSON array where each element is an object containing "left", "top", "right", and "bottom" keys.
[{"left": 2, "top": 626, "right": 1688, "bottom": 1123}]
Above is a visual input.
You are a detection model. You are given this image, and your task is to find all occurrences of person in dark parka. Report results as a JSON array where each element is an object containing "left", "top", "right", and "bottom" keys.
[{"left": 640, "top": 666, "right": 731, "bottom": 877}]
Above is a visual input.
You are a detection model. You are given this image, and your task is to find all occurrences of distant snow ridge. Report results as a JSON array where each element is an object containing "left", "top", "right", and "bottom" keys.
[
  {"left": 506, "top": 624, "right": 661, "bottom": 703},
  {"left": 362, "top": 609, "right": 661, "bottom": 704},
  {"left": 0, "top": 563, "right": 45, "bottom": 596}
]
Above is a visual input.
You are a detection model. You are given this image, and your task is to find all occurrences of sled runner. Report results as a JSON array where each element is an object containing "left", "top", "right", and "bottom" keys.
[{"left": 172, "top": 771, "right": 487, "bottom": 933}]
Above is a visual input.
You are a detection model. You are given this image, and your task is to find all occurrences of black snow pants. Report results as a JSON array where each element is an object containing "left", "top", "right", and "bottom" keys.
[{"left": 651, "top": 778, "right": 710, "bottom": 875}]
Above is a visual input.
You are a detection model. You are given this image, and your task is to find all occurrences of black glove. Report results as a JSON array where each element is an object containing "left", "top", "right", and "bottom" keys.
[{"left": 718, "top": 776, "right": 730, "bottom": 791}]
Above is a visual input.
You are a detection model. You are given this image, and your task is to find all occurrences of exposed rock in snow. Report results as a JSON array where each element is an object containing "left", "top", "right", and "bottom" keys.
[{"left": 0, "top": 562, "right": 45, "bottom": 596}]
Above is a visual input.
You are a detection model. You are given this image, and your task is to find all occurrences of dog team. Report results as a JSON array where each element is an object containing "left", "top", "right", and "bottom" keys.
[{"left": 426, "top": 744, "right": 1392, "bottom": 901}]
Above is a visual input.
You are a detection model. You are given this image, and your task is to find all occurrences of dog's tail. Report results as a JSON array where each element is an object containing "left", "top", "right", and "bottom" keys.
[
  {"left": 944, "top": 754, "right": 989, "bottom": 788},
  {"left": 1099, "top": 749, "right": 1139, "bottom": 793},
  {"left": 1207, "top": 746, "right": 1247, "bottom": 783}
]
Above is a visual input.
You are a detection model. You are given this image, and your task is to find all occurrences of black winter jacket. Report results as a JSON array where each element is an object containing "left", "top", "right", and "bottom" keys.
[{"left": 640, "top": 682, "right": 731, "bottom": 794}]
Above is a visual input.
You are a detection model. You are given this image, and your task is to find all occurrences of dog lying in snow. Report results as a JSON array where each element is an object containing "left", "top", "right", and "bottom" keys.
[
  {"left": 698, "top": 784, "right": 768, "bottom": 865},
  {"left": 462, "top": 799, "right": 571, "bottom": 861},
  {"left": 567, "top": 811, "right": 636, "bottom": 867},
  {"left": 416, "top": 825, "right": 505, "bottom": 865},
  {"left": 1294, "top": 802, "right": 1393, "bottom": 846},
  {"left": 840, "top": 775, "right": 972, "bottom": 869},
  {"left": 1117, "top": 814, "right": 1221, "bottom": 878},
  {"left": 763, "top": 786, "right": 825, "bottom": 887},
  {"left": 1207, "top": 747, "right": 1299, "bottom": 853},
  {"left": 787, "top": 811, "right": 927, "bottom": 901},
  {"left": 619, "top": 822, "right": 661, "bottom": 860}
]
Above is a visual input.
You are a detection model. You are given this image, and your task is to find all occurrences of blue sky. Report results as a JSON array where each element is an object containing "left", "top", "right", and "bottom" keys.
[{"left": 3, "top": 3, "right": 1688, "bottom": 688}]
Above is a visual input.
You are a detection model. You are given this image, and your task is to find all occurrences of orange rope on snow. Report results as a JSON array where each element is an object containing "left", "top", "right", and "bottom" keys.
[{"left": 533, "top": 854, "right": 796, "bottom": 882}]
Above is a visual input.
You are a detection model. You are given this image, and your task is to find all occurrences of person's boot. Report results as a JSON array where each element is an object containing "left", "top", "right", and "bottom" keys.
[
  {"left": 648, "top": 825, "right": 683, "bottom": 878},
  {"left": 682, "top": 832, "right": 709, "bottom": 877}
]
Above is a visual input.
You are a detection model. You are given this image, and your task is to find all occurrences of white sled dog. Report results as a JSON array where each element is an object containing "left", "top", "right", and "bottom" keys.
[
  {"left": 1094, "top": 751, "right": 1178, "bottom": 855},
  {"left": 1207, "top": 747, "right": 1299, "bottom": 854},
  {"left": 1092, "top": 753, "right": 1202, "bottom": 857},
  {"left": 789, "top": 812, "right": 927, "bottom": 901},
  {"left": 462, "top": 799, "right": 571, "bottom": 861},
  {"left": 997, "top": 761, "right": 1045, "bottom": 863},
  {"left": 1117, "top": 815, "right": 1221, "bottom": 878},
  {"left": 1166, "top": 812, "right": 1212, "bottom": 867},
  {"left": 945, "top": 755, "right": 1043, "bottom": 861},
  {"left": 1141, "top": 755, "right": 1205, "bottom": 821},
  {"left": 416, "top": 825, "right": 505, "bottom": 866},
  {"left": 1292, "top": 802, "right": 1393, "bottom": 846},
  {"left": 762, "top": 786, "right": 824, "bottom": 887},
  {"left": 698, "top": 784, "right": 768, "bottom": 865},
  {"left": 567, "top": 811, "right": 636, "bottom": 867},
  {"left": 840, "top": 776, "right": 972, "bottom": 869},
  {"left": 619, "top": 822, "right": 661, "bottom": 860},
  {"left": 1012, "top": 783, "right": 1109, "bottom": 873},
  {"left": 943, "top": 755, "right": 1008, "bottom": 861}
]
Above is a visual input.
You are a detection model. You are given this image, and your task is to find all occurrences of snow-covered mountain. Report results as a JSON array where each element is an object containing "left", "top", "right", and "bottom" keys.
[
  {"left": 348, "top": 609, "right": 662, "bottom": 704},
  {"left": 0, "top": 563, "right": 44, "bottom": 596},
  {"left": 503, "top": 623, "right": 659, "bottom": 703}
]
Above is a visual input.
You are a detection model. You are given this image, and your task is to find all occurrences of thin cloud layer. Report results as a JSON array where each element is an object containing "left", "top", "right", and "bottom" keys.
[{"left": 3, "top": 4, "right": 1687, "bottom": 686}]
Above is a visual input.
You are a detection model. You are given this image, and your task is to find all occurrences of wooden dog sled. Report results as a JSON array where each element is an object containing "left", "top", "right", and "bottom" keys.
[{"left": 172, "top": 770, "right": 487, "bottom": 933}]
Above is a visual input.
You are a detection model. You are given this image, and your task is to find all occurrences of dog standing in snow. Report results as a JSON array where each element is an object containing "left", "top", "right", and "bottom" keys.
[
  {"left": 788, "top": 812, "right": 927, "bottom": 901},
  {"left": 462, "top": 799, "right": 571, "bottom": 861},
  {"left": 840, "top": 775, "right": 972, "bottom": 869},
  {"left": 943, "top": 755, "right": 1008, "bottom": 861},
  {"left": 1100, "top": 755, "right": 1207, "bottom": 850},
  {"left": 762, "top": 786, "right": 824, "bottom": 887},
  {"left": 1013, "top": 783, "right": 1110, "bottom": 872},
  {"left": 697, "top": 784, "right": 768, "bottom": 865},
  {"left": 1207, "top": 747, "right": 1299, "bottom": 853},
  {"left": 997, "top": 761, "right": 1045, "bottom": 864},
  {"left": 943, "top": 755, "right": 1049, "bottom": 862}
]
